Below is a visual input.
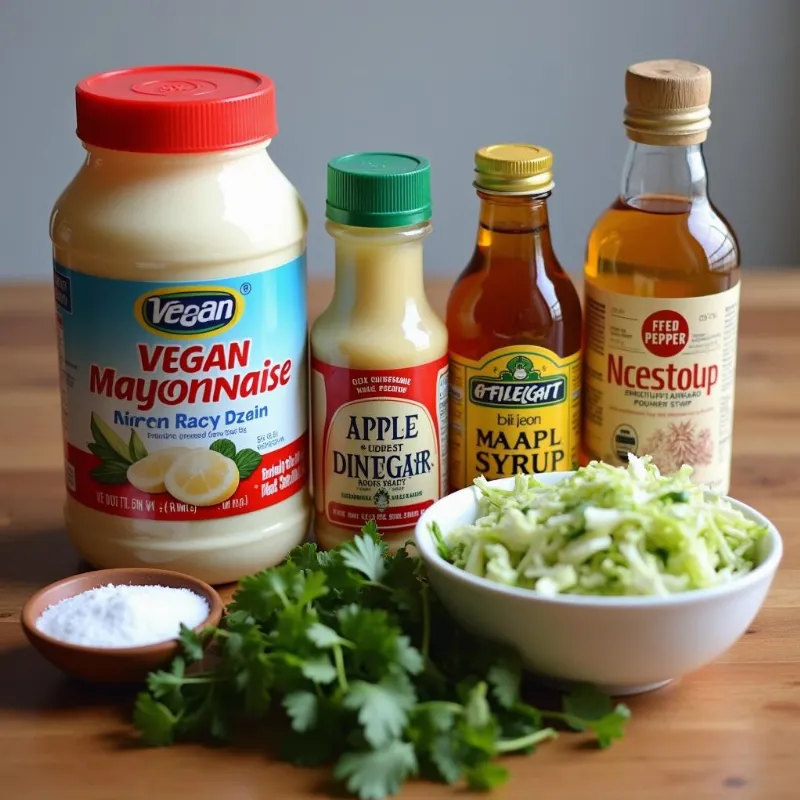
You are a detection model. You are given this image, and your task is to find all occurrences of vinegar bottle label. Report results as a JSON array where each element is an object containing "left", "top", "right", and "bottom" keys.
[
  {"left": 584, "top": 282, "right": 740, "bottom": 493},
  {"left": 449, "top": 345, "right": 581, "bottom": 490},
  {"left": 311, "top": 356, "right": 448, "bottom": 532}
]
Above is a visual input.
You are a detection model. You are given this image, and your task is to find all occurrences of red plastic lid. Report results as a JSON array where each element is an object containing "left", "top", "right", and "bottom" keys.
[{"left": 75, "top": 65, "right": 277, "bottom": 153}]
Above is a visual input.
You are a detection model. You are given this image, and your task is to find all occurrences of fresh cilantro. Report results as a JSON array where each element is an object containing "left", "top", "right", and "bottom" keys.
[
  {"left": 343, "top": 673, "right": 417, "bottom": 748},
  {"left": 283, "top": 690, "right": 318, "bottom": 732},
  {"left": 340, "top": 532, "right": 387, "bottom": 583},
  {"left": 334, "top": 740, "right": 418, "bottom": 800},
  {"left": 178, "top": 625, "right": 207, "bottom": 663},
  {"left": 487, "top": 658, "right": 521, "bottom": 710},
  {"left": 133, "top": 694, "right": 178, "bottom": 747},
  {"left": 545, "top": 683, "right": 632, "bottom": 748},
  {"left": 307, "top": 622, "right": 349, "bottom": 649},
  {"left": 300, "top": 655, "right": 338, "bottom": 685},
  {"left": 132, "top": 524, "right": 630, "bottom": 799},
  {"left": 465, "top": 762, "right": 509, "bottom": 791}
]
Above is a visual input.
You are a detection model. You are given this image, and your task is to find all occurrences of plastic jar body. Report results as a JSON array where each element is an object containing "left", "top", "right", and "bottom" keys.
[{"left": 51, "top": 142, "right": 311, "bottom": 583}]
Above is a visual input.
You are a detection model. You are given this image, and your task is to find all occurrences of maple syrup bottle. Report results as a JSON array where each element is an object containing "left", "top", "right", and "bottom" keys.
[
  {"left": 583, "top": 60, "right": 740, "bottom": 493},
  {"left": 447, "top": 144, "right": 582, "bottom": 490}
]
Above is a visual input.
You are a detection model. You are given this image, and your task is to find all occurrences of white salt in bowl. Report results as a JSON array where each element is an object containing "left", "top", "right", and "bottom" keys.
[
  {"left": 415, "top": 473, "right": 782, "bottom": 696},
  {"left": 21, "top": 567, "right": 223, "bottom": 683}
]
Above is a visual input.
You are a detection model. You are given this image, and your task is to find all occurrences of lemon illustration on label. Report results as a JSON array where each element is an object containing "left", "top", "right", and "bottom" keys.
[
  {"left": 164, "top": 448, "right": 240, "bottom": 507},
  {"left": 126, "top": 447, "right": 190, "bottom": 494}
]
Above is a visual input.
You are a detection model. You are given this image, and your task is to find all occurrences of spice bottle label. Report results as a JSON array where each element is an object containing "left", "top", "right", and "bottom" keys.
[
  {"left": 311, "top": 356, "right": 448, "bottom": 532},
  {"left": 449, "top": 345, "right": 581, "bottom": 489},
  {"left": 53, "top": 258, "right": 308, "bottom": 521},
  {"left": 584, "top": 282, "right": 740, "bottom": 493}
]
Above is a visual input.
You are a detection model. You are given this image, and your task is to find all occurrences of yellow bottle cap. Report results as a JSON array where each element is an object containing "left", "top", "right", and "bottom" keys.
[{"left": 474, "top": 143, "right": 554, "bottom": 194}]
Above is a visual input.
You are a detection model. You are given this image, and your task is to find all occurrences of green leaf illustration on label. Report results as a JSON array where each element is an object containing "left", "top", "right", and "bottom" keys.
[
  {"left": 90, "top": 411, "right": 132, "bottom": 464},
  {"left": 129, "top": 430, "right": 148, "bottom": 462},
  {"left": 234, "top": 448, "right": 262, "bottom": 480},
  {"left": 90, "top": 462, "right": 130, "bottom": 485},
  {"left": 210, "top": 439, "right": 237, "bottom": 459}
]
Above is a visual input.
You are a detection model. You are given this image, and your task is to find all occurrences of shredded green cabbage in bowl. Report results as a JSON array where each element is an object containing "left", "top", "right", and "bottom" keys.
[{"left": 431, "top": 456, "right": 769, "bottom": 597}]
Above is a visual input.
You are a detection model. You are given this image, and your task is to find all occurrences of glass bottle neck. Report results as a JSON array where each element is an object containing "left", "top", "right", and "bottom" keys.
[
  {"left": 621, "top": 142, "right": 709, "bottom": 209},
  {"left": 327, "top": 221, "right": 430, "bottom": 318},
  {"left": 475, "top": 191, "right": 555, "bottom": 264}
]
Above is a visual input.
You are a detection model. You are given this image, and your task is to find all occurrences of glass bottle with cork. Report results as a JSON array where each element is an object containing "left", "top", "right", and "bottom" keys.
[
  {"left": 447, "top": 144, "right": 582, "bottom": 491},
  {"left": 311, "top": 153, "right": 448, "bottom": 550},
  {"left": 583, "top": 59, "right": 740, "bottom": 494}
]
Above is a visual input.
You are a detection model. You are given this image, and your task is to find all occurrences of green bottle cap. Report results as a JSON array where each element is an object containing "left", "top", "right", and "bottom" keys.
[{"left": 326, "top": 152, "right": 432, "bottom": 228}]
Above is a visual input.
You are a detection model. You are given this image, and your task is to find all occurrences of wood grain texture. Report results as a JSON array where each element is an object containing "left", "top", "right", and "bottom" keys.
[{"left": 1, "top": 275, "right": 799, "bottom": 799}]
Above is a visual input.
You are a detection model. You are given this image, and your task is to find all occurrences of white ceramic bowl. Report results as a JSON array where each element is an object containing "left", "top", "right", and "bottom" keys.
[{"left": 415, "top": 473, "right": 783, "bottom": 696}]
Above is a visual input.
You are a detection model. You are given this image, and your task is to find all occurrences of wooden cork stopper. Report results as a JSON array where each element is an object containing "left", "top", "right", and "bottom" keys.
[{"left": 624, "top": 59, "right": 712, "bottom": 146}]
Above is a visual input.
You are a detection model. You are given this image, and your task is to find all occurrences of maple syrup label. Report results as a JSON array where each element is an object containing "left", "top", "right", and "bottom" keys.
[
  {"left": 311, "top": 356, "right": 448, "bottom": 532},
  {"left": 584, "top": 282, "right": 740, "bottom": 494},
  {"left": 449, "top": 346, "right": 581, "bottom": 490}
]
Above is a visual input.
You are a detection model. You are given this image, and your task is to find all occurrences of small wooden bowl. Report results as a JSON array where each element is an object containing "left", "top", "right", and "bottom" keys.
[{"left": 20, "top": 568, "right": 224, "bottom": 684}]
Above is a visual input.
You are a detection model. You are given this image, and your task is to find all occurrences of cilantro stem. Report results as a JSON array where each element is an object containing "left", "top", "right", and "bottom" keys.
[
  {"left": 332, "top": 643, "right": 349, "bottom": 693},
  {"left": 495, "top": 727, "right": 558, "bottom": 753},
  {"left": 274, "top": 585, "right": 290, "bottom": 608}
]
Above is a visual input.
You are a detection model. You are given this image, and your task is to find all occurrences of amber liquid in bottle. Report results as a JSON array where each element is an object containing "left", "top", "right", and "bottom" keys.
[
  {"left": 448, "top": 191, "right": 582, "bottom": 490},
  {"left": 583, "top": 142, "right": 740, "bottom": 490}
]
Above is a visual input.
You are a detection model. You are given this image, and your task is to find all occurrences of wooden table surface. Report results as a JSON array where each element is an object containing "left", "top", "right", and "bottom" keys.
[{"left": 1, "top": 275, "right": 798, "bottom": 799}]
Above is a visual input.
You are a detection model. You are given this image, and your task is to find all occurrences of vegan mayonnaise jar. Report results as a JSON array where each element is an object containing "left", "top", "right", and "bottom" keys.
[{"left": 50, "top": 65, "right": 310, "bottom": 584}]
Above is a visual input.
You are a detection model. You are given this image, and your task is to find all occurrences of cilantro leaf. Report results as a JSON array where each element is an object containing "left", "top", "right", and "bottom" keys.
[
  {"left": 336, "top": 605, "right": 411, "bottom": 681},
  {"left": 464, "top": 682, "right": 492, "bottom": 729},
  {"left": 585, "top": 706, "right": 631, "bottom": 749},
  {"left": 560, "top": 683, "right": 631, "bottom": 748},
  {"left": 381, "top": 546, "right": 422, "bottom": 613},
  {"left": 288, "top": 542, "right": 325, "bottom": 571},
  {"left": 334, "top": 740, "right": 418, "bottom": 800},
  {"left": 487, "top": 657, "right": 521, "bottom": 710},
  {"left": 563, "top": 683, "right": 615, "bottom": 721},
  {"left": 394, "top": 634, "right": 424, "bottom": 675},
  {"left": 178, "top": 625, "right": 206, "bottom": 663},
  {"left": 361, "top": 519, "right": 381, "bottom": 542},
  {"left": 429, "top": 734, "right": 464, "bottom": 784},
  {"left": 343, "top": 672, "right": 417, "bottom": 748},
  {"left": 307, "top": 622, "right": 350, "bottom": 649},
  {"left": 230, "top": 569, "right": 287, "bottom": 622},
  {"left": 465, "top": 762, "right": 509, "bottom": 791},
  {"left": 283, "top": 691, "right": 318, "bottom": 732},
  {"left": 297, "top": 570, "right": 329, "bottom": 607},
  {"left": 301, "top": 655, "right": 338, "bottom": 684},
  {"left": 146, "top": 657, "right": 187, "bottom": 707},
  {"left": 241, "top": 654, "right": 272, "bottom": 717},
  {"left": 133, "top": 693, "right": 178, "bottom": 746},
  {"left": 341, "top": 532, "right": 387, "bottom": 583}
]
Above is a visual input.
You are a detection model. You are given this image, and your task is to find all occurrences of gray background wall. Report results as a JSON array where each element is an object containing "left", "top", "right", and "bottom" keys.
[{"left": 1, "top": 0, "right": 798, "bottom": 281}]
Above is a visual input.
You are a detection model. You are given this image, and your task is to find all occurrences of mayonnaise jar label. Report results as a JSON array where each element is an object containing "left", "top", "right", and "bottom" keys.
[{"left": 53, "top": 258, "right": 308, "bottom": 520}]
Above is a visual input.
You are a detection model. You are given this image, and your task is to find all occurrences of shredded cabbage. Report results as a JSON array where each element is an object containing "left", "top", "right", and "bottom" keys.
[{"left": 432, "top": 456, "right": 768, "bottom": 597}]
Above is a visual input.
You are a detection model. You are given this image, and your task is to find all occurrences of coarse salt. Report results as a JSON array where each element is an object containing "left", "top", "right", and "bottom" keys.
[{"left": 35, "top": 584, "right": 210, "bottom": 648}]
